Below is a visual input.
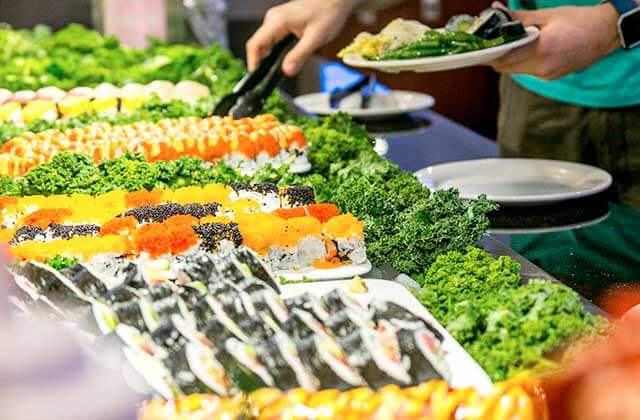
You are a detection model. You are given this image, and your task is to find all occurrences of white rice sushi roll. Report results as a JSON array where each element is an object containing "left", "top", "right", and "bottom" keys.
[
  {"left": 175, "top": 80, "right": 210, "bottom": 103},
  {"left": 36, "top": 86, "right": 67, "bottom": 102},
  {"left": 145, "top": 80, "right": 176, "bottom": 102},
  {"left": 0, "top": 88, "right": 12, "bottom": 105},
  {"left": 11, "top": 90, "right": 37, "bottom": 104},
  {"left": 68, "top": 86, "right": 95, "bottom": 98}
]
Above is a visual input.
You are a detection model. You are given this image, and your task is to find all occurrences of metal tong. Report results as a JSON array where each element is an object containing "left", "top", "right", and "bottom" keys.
[
  {"left": 214, "top": 34, "right": 297, "bottom": 118},
  {"left": 329, "top": 74, "right": 376, "bottom": 110}
]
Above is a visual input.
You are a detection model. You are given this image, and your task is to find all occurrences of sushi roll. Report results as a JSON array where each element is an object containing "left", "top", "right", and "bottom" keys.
[
  {"left": 112, "top": 300, "right": 148, "bottom": 332},
  {"left": 193, "top": 223, "right": 244, "bottom": 253},
  {"left": 68, "top": 86, "right": 96, "bottom": 98},
  {"left": 240, "top": 280, "right": 288, "bottom": 324},
  {"left": 325, "top": 307, "right": 373, "bottom": 339},
  {"left": 342, "top": 327, "right": 412, "bottom": 389},
  {"left": 203, "top": 317, "right": 246, "bottom": 347},
  {"left": 0, "top": 88, "right": 12, "bottom": 105},
  {"left": 12, "top": 225, "right": 45, "bottom": 244},
  {"left": 91, "top": 96, "right": 119, "bottom": 115},
  {"left": 210, "top": 255, "right": 248, "bottom": 284},
  {"left": 93, "top": 83, "right": 121, "bottom": 99},
  {"left": 296, "top": 332, "right": 365, "bottom": 390},
  {"left": 184, "top": 342, "right": 232, "bottom": 396},
  {"left": 272, "top": 332, "right": 320, "bottom": 391},
  {"left": 322, "top": 289, "right": 364, "bottom": 315},
  {"left": 119, "top": 262, "right": 148, "bottom": 289},
  {"left": 11, "top": 90, "right": 37, "bottom": 104},
  {"left": 230, "top": 183, "right": 280, "bottom": 213},
  {"left": 100, "top": 285, "right": 139, "bottom": 306},
  {"left": 79, "top": 300, "right": 118, "bottom": 335},
  {"left": 237, "top": 315, "right": 276, "bottom": 344},
  {"left": 174, "top": 80, "right": 210, "bottom": 104},
  {"left": 467, "top": 8, "right": 512, "bottom": 40},
  {"left": 173, "top": 252, "right": 217, "bottom": 285},
  {"left": 253, "top": 337, "right": 301, "bottom": 390},
  {"left": 64, "top": 263, "right": 110, "bottom": 299},
  {"left": 151, "top": 295, "right": 187, "bottom": 323},
  {"left": 285, "top": 292, "right": 331, "bottom": 323},
  {"left": 18, "top": 261, "right": 90, "bottom": 309},
  {"left": 145, "top": 80, "right": 176, "bottom": 102},
  {"left": 123, "top": 346, "right": 179, "bottom": 400},
  {"left": 394, "top": 323, "right": 449, "bottom": 385},
  {"left": 177, "top": 282, "right": 208, "bottom": 312},
  {"left": 146, "top": 283, "right": 176, "bottom": 301},
  {"left": 0, "top": 102, "right": 23, "bottom": 124},
  {"left": 280, "top": 186, "right": 315, "bottom": 208},
  {"left": 151, "top": 318, "right": 192, "bottom": 354},
  {"left": 36, "top": 86, "right": 67, "bottom": 102},
  {"left": 233, "top": 247, "right": 278, "bottom": 291},
  {"left": 282, "top": 308, "right": 328, "bottom": 341},
  {"left": 137, "top": 258, "right": 177, "bottom": 287},
  {"left": 58, "top": 95, "right": 91, "bottom": 119},
  {"left": 22, "top": 99, "right": 58, "bottom": 123},
  {"left": 205, "top": 295, "right": 250, "bottom": 342},
  {"left": 220, "top": 338, "right": 273, "bottom": 391},
  {"left": 370, "top": 300, "right": 444, "bottom": 342}
]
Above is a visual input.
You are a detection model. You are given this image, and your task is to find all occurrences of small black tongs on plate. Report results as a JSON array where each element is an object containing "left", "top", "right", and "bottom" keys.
[
  {"left": 329, "top": 74, "right": 376, "bottom": 110},
  {"left": 214, "top": 34, "right": 297, "bottom": 119}
]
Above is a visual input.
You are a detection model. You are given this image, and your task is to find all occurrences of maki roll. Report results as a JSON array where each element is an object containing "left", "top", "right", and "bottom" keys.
[
  {"left": 326, "top": 308, "right": 373, "bottom": 339},
  {"left": 179, "top": 282, "right": 208, "bottom": 312},
  {"left": 237, "top": 315, "right": 276, "bottom": 344},
  {"left": 210, "top": 256, "right": 247, "bottom": 285},
  {"left": 162, "top": 345, "right": 212, "bottom": 395},
  {"left": 322, "top": 289, "right": 364, "bottom": 315},
  {"left": 223, "top": 337, "right": 274, "bottom": 390},
  {"left": 18, "top": 262, "right": 89, "bottom": 309},
  {"left": 66, "top": 264, "right": 110, "bottom": 299},
  {"left": 370, "top": 300, "right": 444, "bottom": 343},
  {"left": 342, "top": 327, "right": 411, "bottom": 389},
  {"left": 394, "top": 324, "right": 449, "bottom": 384},
  {"left": 203, "top": 317, "right": 247, "bottom": 347},
  {"left": 146, "top": 283, "right": 176, "bottom": 301},
  {"left": 272, "top": 332, "right": 320, "bottom": 391},
  {"left": 123, "top": 346, "right": 179, "bottom": 400},
  {"left": 254, "top": 338, "right": 301, "bottom": 390},
  {"left": 230, "top": 183, "right": 280, "bottom": 212},
  {"left": 285, "top": 292, "right": 330, "bottom": 322},
  {"left": 78, "top": 301, "right": 118, "bottom": 335},
  {"left": 184, "top": 342, "right": 232, "bottom": 396},
  {"left": 151, "top": 318, "right": 191, "bottom": 354},
  {"left": 100, "top": 285, "right": 139, "bottom": 306},
  {"left": 112, "top": 300, "right": 148, "bottom": 331},
  {"left": 280, "top": 186, "right": 315, "bottom": 207},
  {"left": 119, "top": 262, "right": 147, "bottom": 289},
  {"left": 466, "top": 8, "right": 512, "bottom": 40},
  {"left": 295, "top": 332, "right": 365, "bottom": 390},
  {"left": 246, "top": 285, "right": 289, "bottom": 324},
  {"left": 173, "top": 252, "right": 216, "bottom": 284},
  {"left": 192, "top": 298, "right": 215, "bottom": 330},
  {"left": 281, "top": 309, "right": 327, "bottom": 341},
  {"left": 233, "top": 247, "right": 278, "bottom": 291}
]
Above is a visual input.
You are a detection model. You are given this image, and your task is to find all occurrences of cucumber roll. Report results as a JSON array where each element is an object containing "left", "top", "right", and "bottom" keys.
[
  {"left": 296, "top": 332, "right": 365, "bottom": 390},
  {"left": 322, "top": 289, "right": 365, "bottom": 315},
  {"left": 18, "top": 261, "right": 90, "bottom": 309},
  {"left": 248, "top": 286, "right": 289, "bottom": 324},
  {"left": 100, "top": 285, "right": 139, "bottom": 306},
  {"left": 112, "top": 300, "right": 149, "bottom": 332},
  {"left": 395, "top": 325, "right": 449, "bottom": 385},
  {"left": 151, "top": 318, "right": 191, "bottom": 354},
  {"left": 371, "top": 300, "right": 444, "bottom": 342},
  {"left": 203, "top": 316, "right": 248, "bottom": 346},
  {"left": 65, "top": 265, "right": 109, "bottom": 299},
  {"left": 342, "top": 327, "right": 412, "bottom": 389},
  {"left": 185, "top": 342, "right": 232, "bottom": 396},
  {"left": 237, "top": 315, "right": 276, "bottom": 344}
]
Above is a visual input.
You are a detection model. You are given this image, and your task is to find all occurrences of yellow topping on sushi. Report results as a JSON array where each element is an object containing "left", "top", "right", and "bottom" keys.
[
  {"left": 324, "top": 213, "right": 365, "bottom": 239},
  {"left": 58, "top": 96, "right": 91, "bottom": 119},
  {"left": 22, "top": 100, "right": 58, "bottom": 123},
  {"left": 0, "top": 102, "right": 22, "bottom": 123}
]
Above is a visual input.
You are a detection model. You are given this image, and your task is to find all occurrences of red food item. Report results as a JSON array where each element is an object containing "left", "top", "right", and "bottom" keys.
[
  {"left": 125, "top": 189, "right": 163, "bottom": 208},
  {"left": 305, "top": 203, "right": 340, "bottom": 223},
  {"left": 100, "top": 216, "right": 137, "bottom": 236},
  {"left": 24, "top": 208, "right": 72, "bottom": 228},
  {"left": 0, "top": 197, "right": 18, "bottom": 209},
  {"left": 273, "top": 207, "right": 306, "bottom": 219},
  {"left": 133, "top": 218, "right": 198, "bottom": 257}
]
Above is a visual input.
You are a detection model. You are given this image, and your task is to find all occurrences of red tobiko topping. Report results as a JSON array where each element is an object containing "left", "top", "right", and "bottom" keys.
[
  {"left": 305, "top": 203, "right": 340, "bottom": 223},
  {"left": 100, "top": 216, "right": 137, "bottom": 236},
  {"left": 133, "top": 218, "right": 198, "bottom": 257},
  {"left": 24, "top": 208, "right": 72, "bottom": 229},
  {"left": 0, "top": 197, "right": 18, "bottom": 209}
]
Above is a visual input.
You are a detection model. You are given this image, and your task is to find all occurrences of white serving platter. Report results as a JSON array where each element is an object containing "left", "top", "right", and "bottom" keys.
[
  {"left": 294, "top": 90, "right": 434, "bottom": 119},
  {"left": 275, "top": 259, "right": 372, "bottom": 282},
  {"left": 415, "top": 158, "right": 613, "bottom": 205},
  {"left": 343, "top": 27, "right": 539, "bottom": 73},
  {"left": 281, "top": 278, "right": 494, "bottom": 393}
]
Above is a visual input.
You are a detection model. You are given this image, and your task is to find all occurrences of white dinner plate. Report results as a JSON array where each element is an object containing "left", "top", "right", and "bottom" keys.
[
  {"left": 415, "top": 158, "right": 613, "bottom": 205},
  {"left": 489, "top": 212, "right": 611, "bottom": 235},
  {"left": 342, "top": 27, "right": 539, "bottom": 73},
  {"left": 294, "top": 90, "right": 434, "bottom": 119},
  {"left": 275, "top": 259, "right": 372, "bottom": 282},
  {"left": 281, "top": 278, "right": 493, "bottom": 393}
]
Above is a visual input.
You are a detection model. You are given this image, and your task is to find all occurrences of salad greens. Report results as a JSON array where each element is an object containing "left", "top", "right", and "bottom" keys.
[
  {"left": 375, "top": 31, "right": 504, "bottom": 60},
  {"left": 45, "top": 255, "right": 79, "bottom": 270},
  {"left": 415, "top": 247, "right": 606, "bottom": 381}
]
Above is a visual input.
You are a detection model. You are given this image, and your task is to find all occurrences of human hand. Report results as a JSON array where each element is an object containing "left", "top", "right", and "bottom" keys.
[
  {"left": 247, "top": 0, "right": 362, "bottom": 76},
  {"left": 490, "top": 1, "right": 621, "bottom": 80}
]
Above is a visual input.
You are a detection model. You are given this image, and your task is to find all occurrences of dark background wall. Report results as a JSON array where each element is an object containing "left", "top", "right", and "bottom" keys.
[{"left": 0, "top": 0, "right": 92, "bottom": 29}]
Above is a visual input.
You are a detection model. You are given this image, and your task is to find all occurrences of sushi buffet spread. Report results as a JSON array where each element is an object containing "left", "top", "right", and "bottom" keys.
[{"left": 0, "top": 23, "right": 610, "bottom": 419}]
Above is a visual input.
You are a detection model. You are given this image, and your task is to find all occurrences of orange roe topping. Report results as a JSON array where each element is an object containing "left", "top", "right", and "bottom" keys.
[
  {"left": 237, "top": 133, "right": 258, "bottom": 159},
  {"left": 0, "top": 197, "right": 18, "bottom": 209},
  {"left": 100, "top": 216, "right": 137, "bottom": 236},
  {"left": 313, "top": 259, "right": 344, "bottom": 269},
  {"left": 323, "top": 213, "right": 364, "bottom": 239},
  {"left": 306, "top": 203, "right": 340, "bottom": 223},
  {"left": 273, "top": 207, "right": 306, "bottom": 219},
  {"left": 257, "top": 133, "right": 280, "bottom": 157},
  {"left": 24, "top": 208, "right": 72, "bottom": 228},
  {"left": 133, "top": 218, "right": 198, "bottom": 257},
  {"left": 165, "top": 215, "right": 199, "bottom": 226},
  {"left": 125, "top": 189, "right": 163, "bottom": 208}
]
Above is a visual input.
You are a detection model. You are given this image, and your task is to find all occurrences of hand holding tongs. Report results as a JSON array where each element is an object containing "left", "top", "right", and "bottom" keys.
[
  {"left": 214, "top": 34, "right": 297, "bottom": 118},
  {"left": 329, "top": 74, "right": 376, "bottom": 110}
]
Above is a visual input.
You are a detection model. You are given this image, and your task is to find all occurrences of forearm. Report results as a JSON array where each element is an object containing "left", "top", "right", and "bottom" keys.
[{"left": 599, "top": 2, "right": 625, "bottom": 53}]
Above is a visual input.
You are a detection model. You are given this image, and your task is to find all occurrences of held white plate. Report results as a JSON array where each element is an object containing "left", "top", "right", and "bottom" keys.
[
  {"left": 415, "top": 158, "right": 613, "bottom": 205},
  {"left": 343, "top": 27, "right": 539, "bottom": 73},
  {"left": 294, "top": 90, "right": 434, "bottom": 118},
  {"left": 281, "top": 278, "right": 493, "bottom": 393},
  {"left": 275, "top": 259, "right": 372, "bottom": 282}
]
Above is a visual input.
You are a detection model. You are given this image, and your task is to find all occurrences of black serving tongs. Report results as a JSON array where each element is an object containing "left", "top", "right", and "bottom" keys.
[
  {"left": 329, "top": 74, "right": 376, "bottom": 110},
  {"left": 214, "top": 34, "right": 297, "bottom": 119}
]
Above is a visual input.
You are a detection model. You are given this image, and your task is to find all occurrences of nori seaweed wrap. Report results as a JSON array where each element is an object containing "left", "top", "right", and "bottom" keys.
[
  {"left": 285, "top": 292, "right": 330, "bottom": 322},
  {"left": 146, "top": 283, "right": 175, "bottom": 301},
  {"left": 295, "top": 332, "right": 365, "bottom": 390},
  {"left": 112, "top": 300, "right": 148, "bottom": 332},
  {"left": 233, "top": 247, "right": 278, "bottom": 291},
  {"left": 282, "top": 309, "right": 327, "bottom": 341},
  {"left": 342, "top": 328, "right": 411, "bottom": 389},
  {"left": 326, "top": 308, "right": 372, "bottom": 339},
  {"left": 19, "top": 262, "right": 88, "bottom": 309},
  {"left": 162, "top": 345, "right": 211, "bottom": 395},
  {"left": 395, "top": 326, "right": 447, "bottom": 384},
  {"left": 67, "top": 265, "right": 109, "bottom": 299},
  {"left": 255, "top": 338, "right": 300, "bottom": 390},
  {"left": 151, "top": 318, "right": 190, "bottom": 354},
  {"left": 100, "top": 285, "right": 139, "bottom": 306},
  {"left": 321, "top": 289, "right": 363, "bottom": 316},
  {"left": 120, "top": 262, "right": 147, "bottom": 289},
  {"left": 238, "top": 315, "right": 275, "bottom": 344}
]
